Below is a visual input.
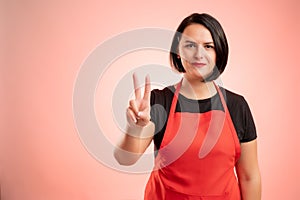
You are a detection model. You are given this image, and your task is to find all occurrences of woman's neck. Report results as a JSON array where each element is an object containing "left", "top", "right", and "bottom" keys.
[{"left": 179, "top": 77, "right": 217, "bottom": 100}]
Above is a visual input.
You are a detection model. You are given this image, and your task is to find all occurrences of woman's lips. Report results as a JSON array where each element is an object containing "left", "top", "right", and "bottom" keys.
[{"left": 191, "top": 62, "right": 206, "bottom": 68}]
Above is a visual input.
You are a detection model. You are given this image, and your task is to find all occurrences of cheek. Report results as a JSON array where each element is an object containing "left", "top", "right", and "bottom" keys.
[
  {"left": 213, "top": 53, "right": 217, "bottom": 62},
  {"left": 181, "top": 59, "right": 189, "bottom": 67},
  {"left": 180, "top": 59, "right": 192, "bottom": 72},
  {"left": 178, "top": 46, "right": 192, "bottom": 59},
  {"left": 208, "top": 52, "right": 217, "bottom": 64},
  {"left": 179, "top": 50, "right": 193, "bottom": 61}
]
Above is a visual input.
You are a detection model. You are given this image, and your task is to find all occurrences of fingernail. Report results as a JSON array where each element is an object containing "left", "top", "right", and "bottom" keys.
[
  {"left": 132, "top": 116, "right": 137, "bottom": 123},
  {"left": 137, "top": 112, "right": 142, "bottom": 117}
]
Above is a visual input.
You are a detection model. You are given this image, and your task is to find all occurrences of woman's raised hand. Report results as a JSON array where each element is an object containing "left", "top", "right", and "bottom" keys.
[{"left": 126, "top": 73, "right": 151, "bottom": 127}]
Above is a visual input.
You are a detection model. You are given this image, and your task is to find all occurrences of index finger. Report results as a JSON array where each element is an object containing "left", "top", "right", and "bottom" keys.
[
  {"left": 143, "top": 74, "right": 151, "bottom": 101},
  {"left": 133, "top": 73, "right": 141, "bottom": 100}
]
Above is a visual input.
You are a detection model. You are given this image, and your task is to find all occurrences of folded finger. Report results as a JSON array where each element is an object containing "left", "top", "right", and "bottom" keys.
[
  {"left": 126, "top": 107, "right": 137, "bottom": 124},
  {"left": 129, "top": 99, "right": 139, "bottom": 116}
]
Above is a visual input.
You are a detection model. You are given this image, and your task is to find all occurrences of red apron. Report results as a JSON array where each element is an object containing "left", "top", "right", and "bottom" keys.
[{"left": 144, "top": 80, "right": 241, "bottom": 200}]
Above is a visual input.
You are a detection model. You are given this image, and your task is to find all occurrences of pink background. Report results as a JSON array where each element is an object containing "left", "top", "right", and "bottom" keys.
[{"left": 1, "top": 0, "right": 300, "bottom": 199}]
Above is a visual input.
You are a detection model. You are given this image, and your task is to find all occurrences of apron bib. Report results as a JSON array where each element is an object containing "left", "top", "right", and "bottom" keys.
[{"left": 144, "top": 80, "right": 241, "bottom": 200}]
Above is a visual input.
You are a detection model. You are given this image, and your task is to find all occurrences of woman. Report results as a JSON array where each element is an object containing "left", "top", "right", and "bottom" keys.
[{"left": 114, "top": 13, "right": 261, "bottom": 200}]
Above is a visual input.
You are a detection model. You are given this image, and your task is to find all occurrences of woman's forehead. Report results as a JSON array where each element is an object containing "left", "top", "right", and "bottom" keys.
[{"left": 181, "top": 24, "right": 213, "bottom": 43}]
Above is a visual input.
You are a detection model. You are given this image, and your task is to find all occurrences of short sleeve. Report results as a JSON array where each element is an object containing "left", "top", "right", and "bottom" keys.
[
  {"left": 240, "top": 97, "right": 257, "bottom": 142},
  {"left": 225, "top": 90, "right": 257, "bottom": 143},
  {"left": 150, "top": 88, "right": 174, "bottom": 150},
  {"left": 229, "top": 95, "right": 257, "bottom": 143},
  {"left": 150, "top": 89, "right": 169, "bottom": 138}
]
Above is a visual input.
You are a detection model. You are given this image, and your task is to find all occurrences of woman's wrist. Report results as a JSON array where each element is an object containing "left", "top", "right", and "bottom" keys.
[{"left": 126, "top": 121, "right": 154, "bottom": 138}]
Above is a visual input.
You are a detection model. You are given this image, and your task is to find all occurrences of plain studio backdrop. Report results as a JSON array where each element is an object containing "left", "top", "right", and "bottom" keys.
[{"left": 1, "top": 0, "right": 300, "bottom": 199}]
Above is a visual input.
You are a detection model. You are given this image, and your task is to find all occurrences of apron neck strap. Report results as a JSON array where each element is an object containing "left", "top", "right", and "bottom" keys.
[
  {"left": 170, "top": 79, "right": 229, "bottom": 114},
  {"left": 213, "top": 81, "right": 229, "bottom": 114},
  {"left": 169, "top": 79, "right": 183, "bottom": 114}
]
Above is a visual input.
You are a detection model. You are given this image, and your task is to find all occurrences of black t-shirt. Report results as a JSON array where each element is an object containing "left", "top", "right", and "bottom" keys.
[{"left": 150, "top": 85, "right": 257, "bottom": 150}]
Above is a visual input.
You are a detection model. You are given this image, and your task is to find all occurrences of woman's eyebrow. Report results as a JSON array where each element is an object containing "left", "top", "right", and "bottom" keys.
[
  {"left": 183, "top": 40, "right": 214, "bottom": 44},
  {"left": 184, "top": 40, "right": 196, "bottom": 43}
]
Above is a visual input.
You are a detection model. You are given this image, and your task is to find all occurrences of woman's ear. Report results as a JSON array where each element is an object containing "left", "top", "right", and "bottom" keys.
[{"left": 176, "top": 45, "right": 181, "bottom": 59}]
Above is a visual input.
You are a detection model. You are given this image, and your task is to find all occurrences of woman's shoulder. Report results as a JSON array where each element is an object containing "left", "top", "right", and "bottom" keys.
[
  {"left": 150, "top": 86, "right": 175, "bottom": 105},
  {"left": 151, "top": 85, "right": 175, "bottom": 95},
  {"left": 220, "top": 87, "right": 250, "bottom": 108},
  {"left": 220, "top": 87, "right": 257, "bottom": 143}
]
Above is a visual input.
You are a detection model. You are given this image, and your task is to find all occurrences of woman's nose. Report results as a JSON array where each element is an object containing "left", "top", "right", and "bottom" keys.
[{"left": 194, "top": 46, "right": 205, "bottom": 59}]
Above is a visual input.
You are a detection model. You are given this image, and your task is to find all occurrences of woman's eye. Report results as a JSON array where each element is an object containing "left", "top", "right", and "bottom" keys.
[
  {"left": 205, "top": 45, "right": 214, "bottom": 49},
  {"left": 185, "top": 44, "right": 196, "bottom": 48}
]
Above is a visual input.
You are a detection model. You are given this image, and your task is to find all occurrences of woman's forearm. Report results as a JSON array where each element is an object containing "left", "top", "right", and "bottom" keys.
[
  {"left": 236, "top": 140, "right": 261, "bottom": 200},
  {"left": 239, "top": 175, "right": 261, "bottom": 200},
  {"left": 113, "top": 122, "right": 154, "bottom": 165}
]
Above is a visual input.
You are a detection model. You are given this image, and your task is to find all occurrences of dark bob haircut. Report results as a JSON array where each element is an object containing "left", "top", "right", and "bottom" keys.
[{"left": 170, "top": 13, "right": 229, "bottom": 81}]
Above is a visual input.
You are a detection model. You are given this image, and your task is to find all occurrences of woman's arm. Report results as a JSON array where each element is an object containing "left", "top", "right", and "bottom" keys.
[
  {"left": 236, "top": 139, "right": 261, "bottom": 200},
  {"left": 114, "top": 74, "right": 154, "bottom": 166},
  {"left": 114, "top": 122, "right": 154, "bottom": 165}
]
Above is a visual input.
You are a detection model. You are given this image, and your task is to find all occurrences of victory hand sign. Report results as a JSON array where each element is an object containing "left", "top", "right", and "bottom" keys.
[{"left": 127, "top": 73, "right": 151, "bottom": 127}]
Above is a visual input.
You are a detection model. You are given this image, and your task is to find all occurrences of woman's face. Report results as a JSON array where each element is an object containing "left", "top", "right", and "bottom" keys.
[{"left": 178, "top": 24, "right": 216, "bottom": 81}]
